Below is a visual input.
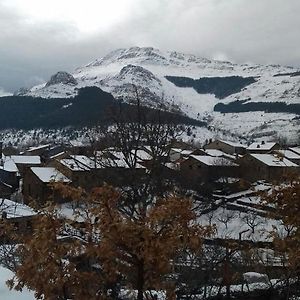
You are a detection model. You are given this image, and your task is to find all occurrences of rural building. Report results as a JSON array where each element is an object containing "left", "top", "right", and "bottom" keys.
[
  {"left": 204, "top": 140, "right": 246, "bottom": 155},
  {"left": 53, "top": 154, "right": 146, "bottom": 188},
  {"left": 273, "top": 150, "right": 300, "bottom": 165},
  {"left": 247, "top": 141, "right": 280, "bottom": 154},
  {"left": 204, "top": 149, "right": 237, "bottom": 161},
  {"left": 0, "top": 199, "right": 36, "bottom": 235},
  {"left": 6, "top": 155, "right": 41, "bottom": 177},
  {"left": 239, "top": 153, "right": 299, "bottom": 182},
  {"left": 169, "top": 140, "right": 195, "bottom": 150},
  {"left": 23, "top": 167, "right": 71, "bottom": 205},
  {"left": 51, "top": 155, "right": 98, "bottom": 190},
  {"left": 169, "top": 148, "right": 205, "bottom": 162},
  {"left": 180, "top": 155, "right": 240, "bottom": 186}
]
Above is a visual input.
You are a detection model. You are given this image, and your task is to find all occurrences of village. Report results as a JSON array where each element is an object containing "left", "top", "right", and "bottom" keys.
[
  {"left": 0, "top": 138, "right": 298, "bottom": 203},
  {"left": 0, "top": 137, "right": 300, "bottom": 298}
]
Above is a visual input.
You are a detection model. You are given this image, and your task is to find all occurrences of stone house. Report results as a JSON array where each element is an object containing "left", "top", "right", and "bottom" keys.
[
  {"left": 180, "top": 155, "right": 240, "bottom": 187},
  {"left": 0, "top": 199, "right": 36, "bottom": 241},
  {"left": 247, "top": 141, "right": 280, "bottom": 154},
  {"left": 239, "top": 153, "right": 299, "bottom": 182},
  {"left": 53, "top": 154, "right": 146, "bottom": 189},
  {"left": 6, "top": 155, "right": 41, "bottom": 177},
  {"left": 50, "top": 155, "right": 96, "bottom": 189},
  {"left": 169, "top": 148, "right": 205, "bottom": 162},
  {"left": 94, "top": 154, "right": 146, "bottom": 187},
  {"left": 204, "top": 149, "right": 237, "bottom": 162},
  {"left": 204, "top": 140, "right": 246, "bottom": 155},
  {"left": 23, "top": 167, "right": 71, "bottom": 205}
]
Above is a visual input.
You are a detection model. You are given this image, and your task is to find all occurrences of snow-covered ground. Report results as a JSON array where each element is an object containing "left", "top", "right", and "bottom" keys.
[
  {"left": 199, "top": 205, "right": 280, "bottom": 242},
  {"left": 209, "top": 111, "right": 299, "bottom": 144},
  {"left": 0, "top": 267, "right": 34, "bottom": 299}
]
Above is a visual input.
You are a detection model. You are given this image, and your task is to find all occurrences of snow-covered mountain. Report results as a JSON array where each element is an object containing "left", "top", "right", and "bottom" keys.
[{"left": 16, "top": 47, "right": 300, "bottom": 143}]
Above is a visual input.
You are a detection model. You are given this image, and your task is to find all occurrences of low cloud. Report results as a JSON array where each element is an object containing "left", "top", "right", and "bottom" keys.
[
  {"left": 0, "top": 87, "right": 12, "bottom": 97},
  {"left": 1, "top": 0, "right": 300, "bottom": 92}
]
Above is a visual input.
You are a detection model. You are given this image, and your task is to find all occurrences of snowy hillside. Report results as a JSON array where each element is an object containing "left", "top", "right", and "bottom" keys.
[{"left": 16, "top": 47, "right": 300, "bottom": 142}]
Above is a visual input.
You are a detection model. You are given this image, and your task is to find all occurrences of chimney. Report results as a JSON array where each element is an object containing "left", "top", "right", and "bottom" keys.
[{"left": 2, "top": 211, "right": 7, "bottom": 219}]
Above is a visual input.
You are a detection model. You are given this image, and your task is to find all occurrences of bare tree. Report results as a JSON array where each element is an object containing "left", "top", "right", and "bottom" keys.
[{"left": 91, "top": 85, "right": 186, "bottom": 218}]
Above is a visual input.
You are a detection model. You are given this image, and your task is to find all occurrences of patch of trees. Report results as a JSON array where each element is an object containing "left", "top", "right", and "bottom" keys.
[
  {"left": 165, "top": 75, "right": 257, "bottom": 99},
  {"left": 214, "top": 100, "right": 300, "bottom": 114},
  {"left": 0, "top": 87, "right": 205, "bottom": 129},
  {"left": 273, "top": 71, "right": 300, "bottom": 77}
]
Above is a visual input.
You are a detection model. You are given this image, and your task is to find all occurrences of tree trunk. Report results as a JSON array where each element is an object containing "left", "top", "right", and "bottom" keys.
[
  {"left": 224, "top": 248, "right": 230, "bottom": 300},
  {"left": 137, "top": 260, "right": 144, "bottom": 300}
]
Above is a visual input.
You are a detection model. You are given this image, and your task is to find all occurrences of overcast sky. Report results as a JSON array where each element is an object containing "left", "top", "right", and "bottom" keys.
[{"left": 1, "top": 0, "right": 300, "bottom": 94}]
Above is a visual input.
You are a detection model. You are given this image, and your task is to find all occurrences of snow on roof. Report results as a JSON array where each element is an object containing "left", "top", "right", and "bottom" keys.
[
  {"left": 102, "top": 151, "right": 126, "bottom": 161},
  {"left": 170, "top": 148, "right": 195, "bottom": 156},
  {"left": 205, "top": 149, "right": 236, "bottom": 160},
  {"left": 60, "top": 155, "right": 101, "bottom": 171},
  {"left": 27, "top": 144, "right": 51, "bottom": 152},
  {"left": 142, "top": 145, "right": 152, "bottom": 151},
  {"left": 205, "top": 149, "right": 227, "bottom": 157},
  {"left": 0, "top": 198, "right": 35, "bottom": 219},
  {"left": 164, "top": 162, "right": 180, "bottom": 170},
  {"left": 49, "top": 151, "right": 66, "bottom": 159},
  {"left": 250, "top": 154, "right": 298, "bottom": 167},
  {"left": 2, "top": 159, "right": 18, "bottom": 173},
  {"left": 218, "top": 139, "right": 245, "bottom": 148},
  {"left": 100, "top": 158, "right": 145, "bottom": 169},
  {"left": 97, "top": 151, "right": 146, "bottom": 168},
  {"left": 190, "top": 155, "right": 238, "bottom": 166},
  {"left": 70, "top": 155, "right": 99, "bottom": 169},
  {"left": 10, "top": 155, "right": 41, "bottom": 165},
  {"left": 60, "top": 158, "right": 90, "bottom": 171},
  {"left": 131, "top": 150, "right": 153, "bottom": 161},
  {"left": 276, "top": 150, "right": 300, "bottom": 161},
  {"left": 289, "top": 147, "right": 300, "bottom": 155},
  {"left": 247, "top": 142, "right": 277, "bottom": 151},
  {"left": 170, "top": 148, "right": 183, "bottom": 154},
  {"left": 181, "top": 149, "right": 194, "bottom": 155},
  {"left": 31, "top": 167, "right": 71, "bottom": 183}
]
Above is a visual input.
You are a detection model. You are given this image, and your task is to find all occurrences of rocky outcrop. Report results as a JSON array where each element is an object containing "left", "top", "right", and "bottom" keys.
[
  {"left": 115, "top": 64, "right": 161, "bottom": 85},
  {"left": 14, "top": 87, "right": 30, "bottom": 96},
  {"left": 46, "top": 72, "right": 77, "bottom": 87}
]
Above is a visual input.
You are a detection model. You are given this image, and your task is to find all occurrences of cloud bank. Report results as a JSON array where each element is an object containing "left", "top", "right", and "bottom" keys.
[{"left": 1, "top": 0, "right": 300, "bottom": 92}]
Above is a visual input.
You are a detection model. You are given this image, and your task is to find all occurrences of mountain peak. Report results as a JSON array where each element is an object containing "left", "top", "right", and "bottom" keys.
[{"left": 85, "top": 47, "right": 171, "bottom": 68}]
